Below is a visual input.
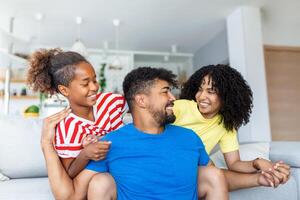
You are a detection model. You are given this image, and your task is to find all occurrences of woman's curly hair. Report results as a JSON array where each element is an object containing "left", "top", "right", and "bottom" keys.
[
  {"left": 180, "top": 64, "right": 253, "bottom": 131},
  {"left": 27, "top": 48, "right": 87, "bottom": 95}
]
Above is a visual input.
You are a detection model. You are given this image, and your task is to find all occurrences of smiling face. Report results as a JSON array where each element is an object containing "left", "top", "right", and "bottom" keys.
[
  {"left": 195, "top": 75, "right": 221, "bottom": 119},
  {"left": 146, "top": 79, "right": 176, "bottom": 126},
  {"left": 61, "top": 61, "right": 99, "bottom": 108}
]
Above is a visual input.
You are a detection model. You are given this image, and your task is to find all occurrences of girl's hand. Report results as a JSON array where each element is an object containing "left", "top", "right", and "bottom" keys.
[
  {"left": 82, "top": 134, "right": 99, "bottom": 147},
  {"left": 82, "top": 141, "right": 111, "bottom": 161},
  {"left": 41, "top": 107, "right": 71, "bottom": 146}
]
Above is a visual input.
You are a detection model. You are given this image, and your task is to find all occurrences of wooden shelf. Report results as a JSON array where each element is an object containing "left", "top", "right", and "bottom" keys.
[
  {"left": 0, "top": 78, "right": 26, "bottom": 83},
  {"left": 0, "top": 95, "right": 39, "bottom": 100}
]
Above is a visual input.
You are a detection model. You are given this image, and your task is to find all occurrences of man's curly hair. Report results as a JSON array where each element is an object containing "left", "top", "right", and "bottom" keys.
[
  {"left": 180, "top": 64, "right": 253, "bottom": 131},
  {"left": 123, "top": 67, "right": 178, "bottom": 111}
]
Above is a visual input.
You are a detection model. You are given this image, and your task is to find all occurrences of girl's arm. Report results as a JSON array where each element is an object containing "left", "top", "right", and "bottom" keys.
[{"left": 61, "top": 140, "right": 111, "bottom": 178}]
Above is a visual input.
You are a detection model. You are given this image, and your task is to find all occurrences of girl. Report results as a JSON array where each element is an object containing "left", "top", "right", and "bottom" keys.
[{"left": 27, "top": 48, "right": 127, "bottom": 179}]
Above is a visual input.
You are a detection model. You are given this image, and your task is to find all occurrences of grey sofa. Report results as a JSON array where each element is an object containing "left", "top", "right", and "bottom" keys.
[
  {"left": 0, "top": 115, "right": 299, "bottom": 200},
  {"left": 229, "top": 142, "right": 300, "bottom": 200},
  {"left": 0, "top": 116, "right": 53, "bottom": 200}
]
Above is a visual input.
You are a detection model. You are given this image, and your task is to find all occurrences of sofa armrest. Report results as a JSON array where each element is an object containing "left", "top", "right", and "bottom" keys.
[{"left": 270, "top": 141, "right": 300, "bottom": 168}]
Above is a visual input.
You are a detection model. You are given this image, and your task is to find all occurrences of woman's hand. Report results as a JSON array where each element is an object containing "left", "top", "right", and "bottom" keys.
[
  {"left": 41, "top": 107, "right": 71, "bottom": 146},
  {"left": 252, "top": 158, "right": 273, "bottom": 171},
  {"left": 253, "top": 158, "right": 290, "bottom": 185}
]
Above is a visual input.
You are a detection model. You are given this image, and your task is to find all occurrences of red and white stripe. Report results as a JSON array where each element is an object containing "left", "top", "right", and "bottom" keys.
[{"left": 55, "top": 92, "right": 127, "bottom": 158}]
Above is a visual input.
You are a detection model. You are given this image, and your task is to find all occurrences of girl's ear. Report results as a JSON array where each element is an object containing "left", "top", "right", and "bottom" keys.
[{"left": 57, "top": 85, "right": 69, "bottom": 97}]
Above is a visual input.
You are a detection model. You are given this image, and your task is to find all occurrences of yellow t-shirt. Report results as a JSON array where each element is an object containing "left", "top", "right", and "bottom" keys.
[{"left": 173, "top": 99, "right": 239, "bottom": 154}]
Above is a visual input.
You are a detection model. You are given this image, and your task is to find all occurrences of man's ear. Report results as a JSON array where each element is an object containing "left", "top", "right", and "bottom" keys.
[
  {"left": 134, "top": 94, "right": 147, "bottom": 108},
  {"left": 57, "top": 85, "right": 69, "bottom": 97}
]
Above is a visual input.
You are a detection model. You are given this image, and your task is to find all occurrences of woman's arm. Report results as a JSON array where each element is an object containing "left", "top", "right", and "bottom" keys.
[
  {"left": 223, "top": 150, "right": 290, "bottom": 185},
  {"left": 223, "top": 150, "right": 257, "bottom": 173}
]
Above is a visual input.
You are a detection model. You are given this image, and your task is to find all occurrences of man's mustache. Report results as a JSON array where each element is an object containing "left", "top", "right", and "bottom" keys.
[{"left": 166, "top": 101, "right": 174, "bottom": 107}]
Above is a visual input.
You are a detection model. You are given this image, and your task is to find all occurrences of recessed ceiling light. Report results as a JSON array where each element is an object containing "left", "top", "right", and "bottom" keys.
[{"left": 35, "top": 13, "right": 44, "bottom": 21}]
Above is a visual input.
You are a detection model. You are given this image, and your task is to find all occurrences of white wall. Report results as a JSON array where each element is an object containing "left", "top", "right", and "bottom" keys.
[
  {"left": 262, "top": 0, "right": 300, "bottom": 47},
  {"left": 227, "top": 7, "right": 271, "bottom": 142},
  {"left": 193, "top": 28, "right": 228, "bottom": 70},
  {"left": 192, "top": 7, "right": 273, "bottom": 142},
  {"left": 193, "top": 1, "right": 300, "bottom": 67},
  {"left": 0, "top": 17, "right": 30, "bottom": 54}
]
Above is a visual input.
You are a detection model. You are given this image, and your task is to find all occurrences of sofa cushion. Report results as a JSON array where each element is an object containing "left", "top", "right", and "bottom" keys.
[
  {"left": 0, "top": 115, "right": 47, "bottom": 178},
  {"left": 0, "top": 177, "right": 53, "bottom": 200},
  {"left": 270, "top": 141, "right": 300, "bottom": 168},
  {"left": 0, "top": 172, "right": 9, "bottom": 181},
  {"left": 230, "top": 173, "right": 298, "bottom": 200},
  {"left": 291, "top": 168, "right": 300, "bottom": 199}
]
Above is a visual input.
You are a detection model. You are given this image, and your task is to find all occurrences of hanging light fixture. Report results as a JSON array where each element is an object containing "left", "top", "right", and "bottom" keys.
[
  {"left": 35, "top": 13, "right": 44, "bottom": 46},
  {"left": 163, "top": 55, "right": 169, "bottom": 62},
  {"left": 101, "top": 40, "right": 109, "bottom": 61},
  {"left": 171, "top": 44, "right": 177, "bottom": 54},
  {"left": 71, "top": 16, "right": 88, "bottom": 57},
  {"left": 109, "top": 19, "right": 122, "bottom": 70}
]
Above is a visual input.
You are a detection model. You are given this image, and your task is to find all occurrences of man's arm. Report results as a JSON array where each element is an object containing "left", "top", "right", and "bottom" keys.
[
  {"left": 41, "top": 108, "right": 74, "bottom": 200},
  {"left": 41, "top": 142, "right": 74, "bottom": 200}
]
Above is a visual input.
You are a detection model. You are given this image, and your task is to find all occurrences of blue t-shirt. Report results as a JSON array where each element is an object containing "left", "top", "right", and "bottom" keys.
[{"left": 86, "top": 123, "right": 209, "bottom": 200}]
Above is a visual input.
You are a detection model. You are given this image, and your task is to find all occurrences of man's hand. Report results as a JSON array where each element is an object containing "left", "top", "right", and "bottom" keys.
[
  {"left": 273, "top": 161, "right": 290, "bottom": 184},
  {"left": 82, "top": 141, "right": 111, "bottom": 161},
  {"left": 41, "top": 107, "right": 71, "bottom": 146},
  {"left": 257, "top": 170, "right": 280, "bottom": 188}
]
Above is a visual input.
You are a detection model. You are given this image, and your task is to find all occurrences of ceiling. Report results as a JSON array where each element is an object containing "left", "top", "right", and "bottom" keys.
[{"left": 0, "top": 0, "right": 288, "bottom": 53}]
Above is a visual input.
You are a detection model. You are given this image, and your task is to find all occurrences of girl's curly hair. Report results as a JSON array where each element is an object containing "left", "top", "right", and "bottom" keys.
[
  {"left": 27, "top": 48, "right": 88, "bottom": 95},
  {"left": 180, "top": 64, "right": 253, "bottom": 131}
]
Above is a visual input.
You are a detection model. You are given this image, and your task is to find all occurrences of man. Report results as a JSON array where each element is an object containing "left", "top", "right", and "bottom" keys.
[
  {"left": 173, "top": 64, "right": 291, "bottom": 190},
  {"left": 41, "top": 67, "right": 228, "bottom": 200},
  {"left": 86, "top": 66, "right": 229, "bottom": 199}
]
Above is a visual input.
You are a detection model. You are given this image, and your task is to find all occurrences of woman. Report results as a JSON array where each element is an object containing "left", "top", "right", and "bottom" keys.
[{"left": 173, "top": 64, "right": 290, "bottom": 191}]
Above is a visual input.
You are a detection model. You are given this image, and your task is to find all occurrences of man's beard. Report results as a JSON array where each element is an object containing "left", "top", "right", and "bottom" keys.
[{"left": 149, "top": 103, "right": 176, "bottom": 126}]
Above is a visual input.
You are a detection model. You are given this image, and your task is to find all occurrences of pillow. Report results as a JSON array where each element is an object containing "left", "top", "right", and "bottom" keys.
[
  {"left": 0, "top": 115, "right": 47, "bottom": 178},
  {"left": 0, "top": 172, "right": 9, "bottom": 181},
  {"left": 210, "top": 142, "right": 270, "bottom": 169}
]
